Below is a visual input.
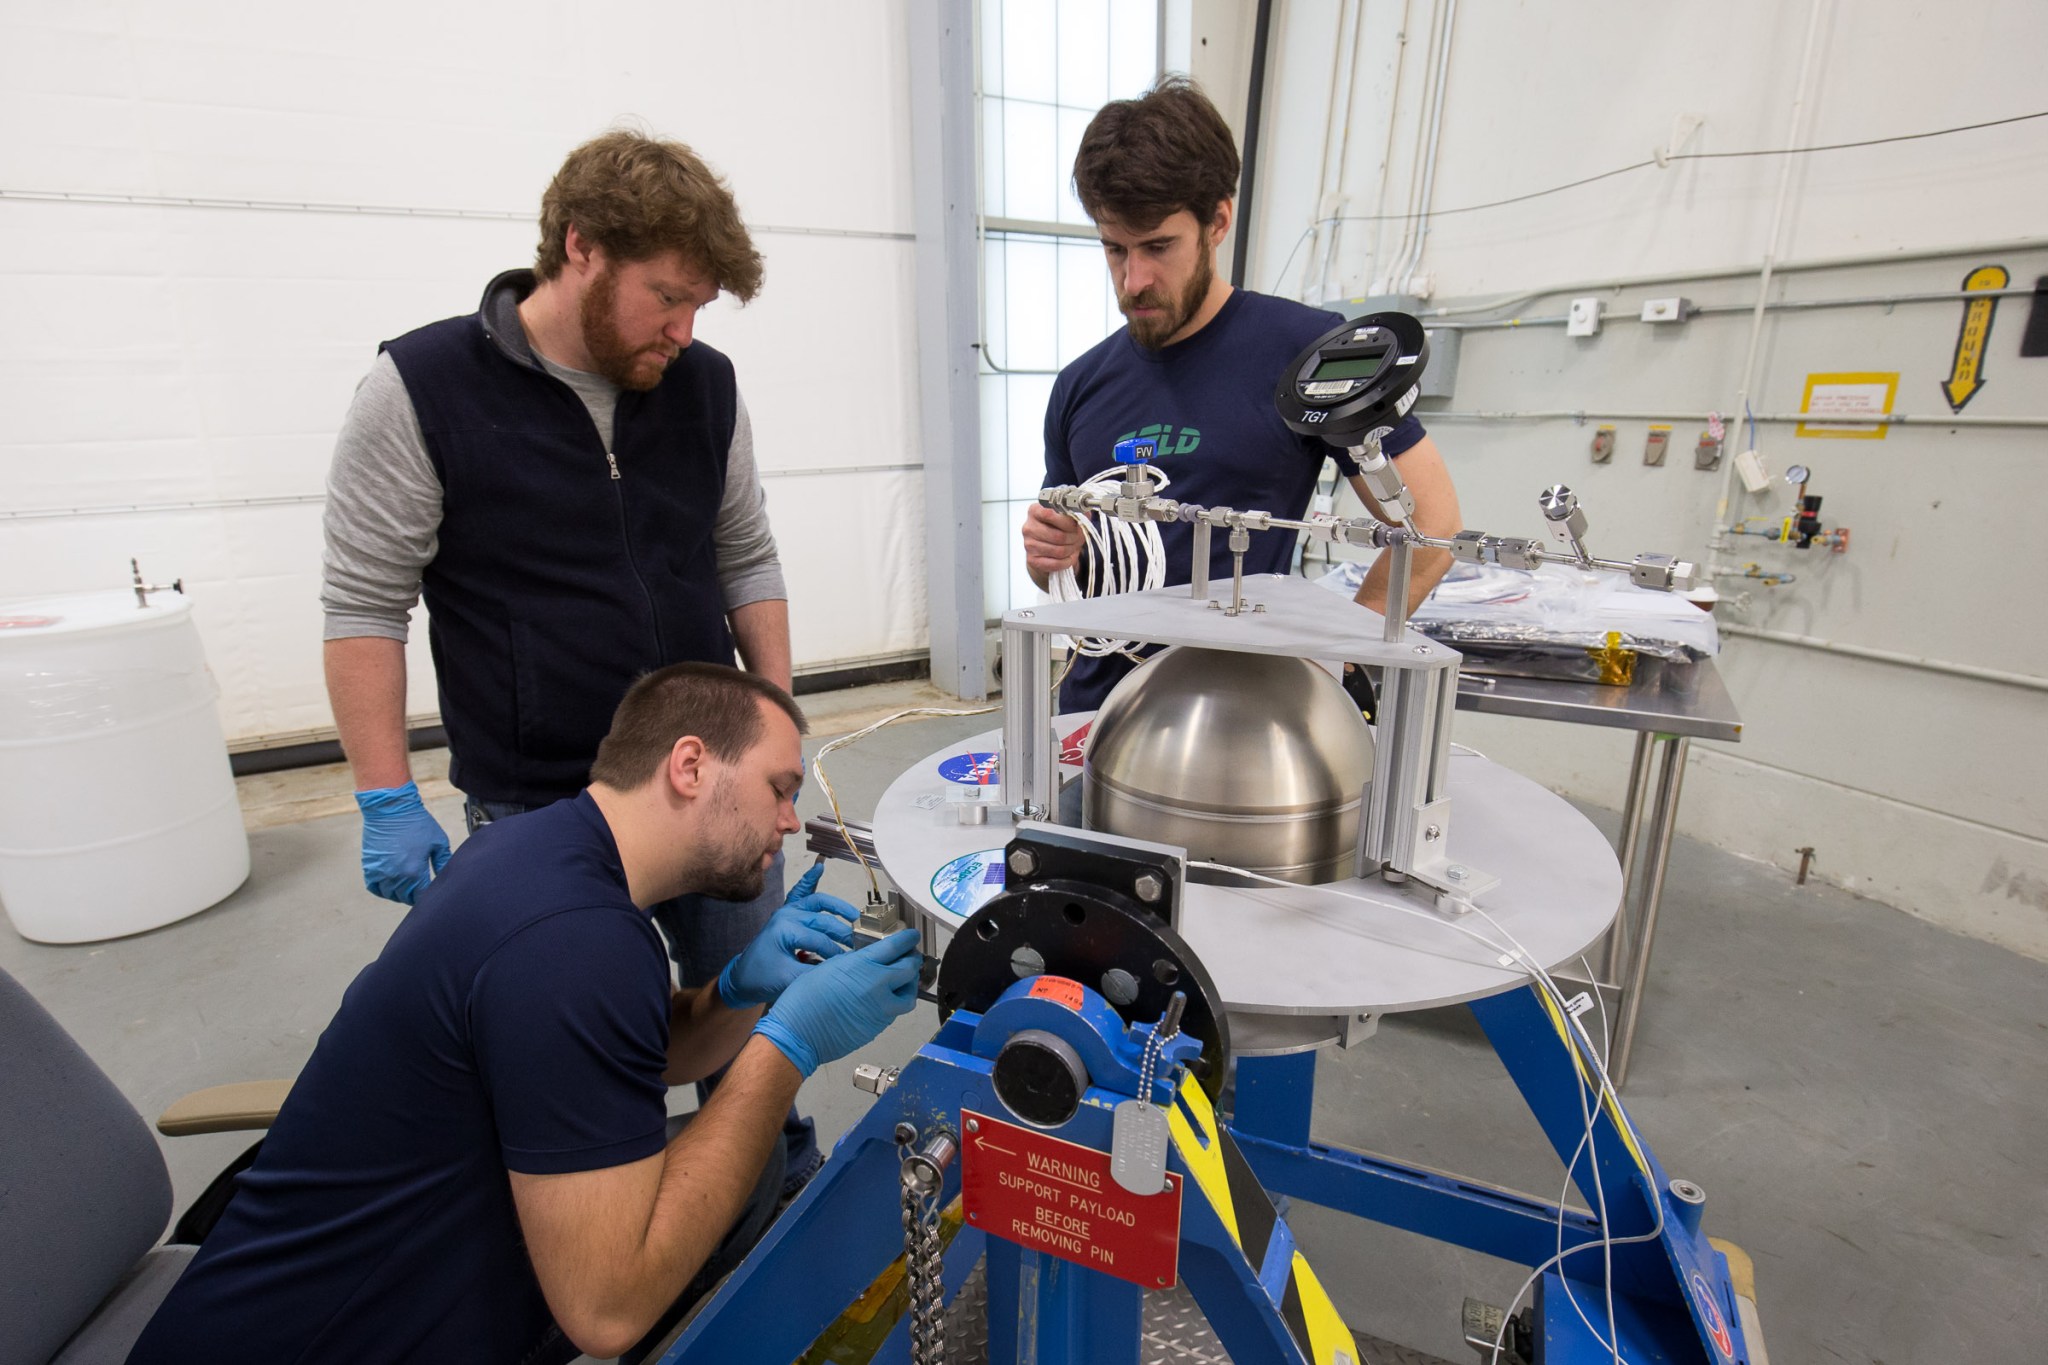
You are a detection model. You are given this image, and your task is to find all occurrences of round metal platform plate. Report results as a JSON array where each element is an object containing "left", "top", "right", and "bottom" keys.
[{"left": 871, "top": 721, "right": 1623, "bottom": 1020}]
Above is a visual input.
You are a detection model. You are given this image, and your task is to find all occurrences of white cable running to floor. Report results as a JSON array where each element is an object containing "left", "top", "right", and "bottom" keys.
[{"left": 1186, "top": 857, "right": 1661, "bottom": 1362}]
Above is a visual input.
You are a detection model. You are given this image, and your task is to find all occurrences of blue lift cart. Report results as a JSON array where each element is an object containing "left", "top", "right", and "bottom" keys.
[{"left": 659, "top": 827, "right": 1758, "bottom": 1365}]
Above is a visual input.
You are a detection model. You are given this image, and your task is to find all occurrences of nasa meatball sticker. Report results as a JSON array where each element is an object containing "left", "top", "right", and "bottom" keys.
[
  {"left": 937, "top": 751, "right": 1001, "bottom": 785},
  {"left": 931, "top": 850, "right": 1006, "bottom": 916},
  {"left": 1689, "top": 1272, "right": 1735, "bottom": 1358}
]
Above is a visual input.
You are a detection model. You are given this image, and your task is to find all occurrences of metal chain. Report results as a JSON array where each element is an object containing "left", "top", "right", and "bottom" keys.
[
  {"left": 901, "top": 1150, "right": 946, "bottom": 1365},
  {"left": 1138, "top": 1015, "right": 1180, "bottom": 1107}
]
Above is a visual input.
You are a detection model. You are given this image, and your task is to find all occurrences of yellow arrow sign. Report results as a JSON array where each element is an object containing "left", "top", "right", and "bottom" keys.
[{"left": 1943, "top": 264, "right": 2008, "bottom": 411}]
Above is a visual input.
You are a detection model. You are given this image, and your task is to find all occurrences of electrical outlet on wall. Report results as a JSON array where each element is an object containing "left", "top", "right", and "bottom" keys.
[{"left": 1644, "top": 426, "right": 1671, "bottom": 466}]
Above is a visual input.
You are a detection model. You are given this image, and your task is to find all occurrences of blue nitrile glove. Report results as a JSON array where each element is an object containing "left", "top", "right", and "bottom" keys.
[
  {"left": 752, "top": 928, "right": 923, "bottom": 1078},
  {"left": 354, "top": 781, "right": 452, "bottom": 906},
  {"left": 715, "top": 863, "right": 860, "bottom": 1008}
]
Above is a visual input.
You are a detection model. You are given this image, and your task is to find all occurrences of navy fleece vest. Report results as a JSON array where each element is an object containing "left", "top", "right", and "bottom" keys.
[{"left": 382, "top": 308, "right": 737, "bottom": 805}]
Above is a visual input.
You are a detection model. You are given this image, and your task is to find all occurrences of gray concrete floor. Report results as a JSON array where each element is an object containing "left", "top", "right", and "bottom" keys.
[{"left": 4, "top": 680, "right": 2044, "bottom": 1364}]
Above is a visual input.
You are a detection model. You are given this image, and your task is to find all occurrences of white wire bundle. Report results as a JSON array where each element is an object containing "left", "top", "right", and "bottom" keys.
[
  {"left": 1192, "top": 821, "right": 1662, "bottom": 1365},
  {"left": 1049, "top": 464, "right": 1172, "bottom": 658}
]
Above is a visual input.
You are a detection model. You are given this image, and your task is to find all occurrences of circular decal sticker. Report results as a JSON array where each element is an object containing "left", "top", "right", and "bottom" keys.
[
  {"left": 937, "top": 751, "right": 1002, "bottom": 786},
  {"left": 931, "top": 849, "right": 1008, "bottom": 917},
  {"left": 1689, "top": 1272, "right": 1735, "bottom": 1359}
]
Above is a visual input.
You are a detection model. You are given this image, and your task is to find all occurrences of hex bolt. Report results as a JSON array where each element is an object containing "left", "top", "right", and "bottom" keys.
[
  {"left": 1424, "top": 825, "right": 1442, "bottom": 842},
  {"left": 1008, "top": 847, "right": 1039, "bottom": 877},
  {"left": 1446, "top": 865, "right": 1468, "bottom": 881},
  {"left": 1414, "top": 645, "right": 1432, "bottom": 655},
  {"left": 1132, "top": 872, "right": 1165, "bottom": 903}
]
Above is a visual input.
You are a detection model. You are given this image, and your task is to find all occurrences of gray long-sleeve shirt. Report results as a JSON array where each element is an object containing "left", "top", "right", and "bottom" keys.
[{"left": 321, "top": 348, "right": 785, "bottom": 642}]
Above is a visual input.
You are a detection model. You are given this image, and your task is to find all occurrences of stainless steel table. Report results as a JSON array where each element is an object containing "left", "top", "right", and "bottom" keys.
[{"left": 1455, "top": 655, "right": 1743, "bottom": 1085}]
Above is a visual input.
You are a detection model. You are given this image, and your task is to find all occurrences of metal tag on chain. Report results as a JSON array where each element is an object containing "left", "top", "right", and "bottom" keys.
[{"left": 1111, "top": 1098, "right": 1170, "bottom": 1195}]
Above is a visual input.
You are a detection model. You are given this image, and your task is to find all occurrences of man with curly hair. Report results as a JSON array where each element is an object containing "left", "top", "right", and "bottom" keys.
[{"left": 319, "top": 130, "right": 823, "bottom": 1192}]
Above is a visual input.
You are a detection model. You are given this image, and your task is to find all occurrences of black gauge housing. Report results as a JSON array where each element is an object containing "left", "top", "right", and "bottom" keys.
[{"left": 1275, "top": 311, "right": 1430, "bottom": 447}]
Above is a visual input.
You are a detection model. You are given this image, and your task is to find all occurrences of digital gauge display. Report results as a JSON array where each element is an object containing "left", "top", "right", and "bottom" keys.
[
  {"left": 1309, "top": 353, "right": 1388, "bottom": 382},
  {"left": 1275, "top": 311, "right": 1430, "bottom": 447}
]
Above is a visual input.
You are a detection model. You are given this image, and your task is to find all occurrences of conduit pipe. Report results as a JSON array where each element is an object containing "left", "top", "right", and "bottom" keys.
[
  {"left": 1377, "top": 0, "right": 1448, "bottom": 293},
  {"left": 1429, "top": 285, "right": 2039, "bottom": 330},
  {"left": 1362, "top": 0, "right": 1415, "bottom": 301},
  {"left": 1415, "top": 234, "right": 2048, "bottom": 319},
  {"left": 1314, "top": 1, "right": 1370, "bottom": 303},
  {"left": 1713, "top": 0, "right": 1833, "bottom": 583},
  {"left": 1389, "top": 0, "right": 1459, "bottom": 295},
  {"left": 1420, "top": 408, "right": 2048, "bottom": 429},
  {"left": 1719, "top": 624, "right": 2048, "bottom": 693}
]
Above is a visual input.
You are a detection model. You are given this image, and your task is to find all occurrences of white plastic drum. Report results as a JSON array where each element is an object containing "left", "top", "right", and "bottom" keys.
[{"left": 0, "top": 590, "right": 250, "bottom": 942}]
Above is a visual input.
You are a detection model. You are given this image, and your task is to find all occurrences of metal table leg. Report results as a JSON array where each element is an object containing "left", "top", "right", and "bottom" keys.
[
  {"left": 1603, "top": 732, "right": 1656, "bottom": 982},
  {"left": 1609, "top": 735, "right": 1690, "bottom": 1086}
]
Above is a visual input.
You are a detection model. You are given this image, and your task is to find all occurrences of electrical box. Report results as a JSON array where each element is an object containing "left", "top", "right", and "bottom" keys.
[
  {"left": 1567, "top": 298, "right": 1602, "bottom": 337},
  {"left": 1418, "top": 326, "right": 1460, "bottom": 399},
  {"left": 1641, "top": 297, "right": 1691, "bottom": 323},
  {"left": 1734, "top": 448, "right": 1771, "bottom": 493},
  {"left": 1694, "top": 431, "right": 1723, "bottom": 470},
  {"left": 1590, "top": 425, "right": 1615, "bottom": 463},
  {"left": 1643, "top": 426, "right": 1671, "bottom": 466}
]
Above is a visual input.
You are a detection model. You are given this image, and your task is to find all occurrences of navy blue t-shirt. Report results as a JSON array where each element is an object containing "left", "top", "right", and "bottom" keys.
[
  {"left": 131, "top": 793, "right": 672, "bottom": 1364},
  {"left": 1042, "top": 288, "right": 1424, "bottom": 711}
]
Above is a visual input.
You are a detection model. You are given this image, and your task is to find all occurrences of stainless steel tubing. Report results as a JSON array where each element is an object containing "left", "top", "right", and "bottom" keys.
[
  {"left": 1610, "top": 736, "right": 1690, "bottom": 1085},
  {"left": 1603, "top": 732, "right": 1656, "bottom": 981}
]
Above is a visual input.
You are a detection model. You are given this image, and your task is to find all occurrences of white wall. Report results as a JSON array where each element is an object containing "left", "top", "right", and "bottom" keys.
[
  {"left": 0, "top": 0, "right": 925, "bottom": 747},
  {"left": 1250, "top": 0, "right": 2048, "bottom": 957}
]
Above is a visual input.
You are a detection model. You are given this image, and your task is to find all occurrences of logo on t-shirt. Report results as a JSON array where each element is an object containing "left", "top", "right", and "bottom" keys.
[{"left": 1114, "top": 422, "right": 1201, "bottom": 457}]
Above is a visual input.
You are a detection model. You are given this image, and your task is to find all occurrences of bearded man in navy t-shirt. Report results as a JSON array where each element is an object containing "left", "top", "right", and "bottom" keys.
[
  {"left": 131, "top": 665, "right": 922, "bottom": 1364},
  {"left": 1022, "top": 76, "right": 1465, "bottom": 713}
]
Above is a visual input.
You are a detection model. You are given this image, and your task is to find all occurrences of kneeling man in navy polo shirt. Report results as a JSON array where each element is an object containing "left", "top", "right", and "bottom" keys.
[{"left": 133, "top": 663, "right": 922, "bottom": 1364}]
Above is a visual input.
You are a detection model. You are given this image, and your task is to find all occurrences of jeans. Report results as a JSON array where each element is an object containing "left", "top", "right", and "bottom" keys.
[{"left": 464, "top": 798, "right": 822, "bottom": 1189}]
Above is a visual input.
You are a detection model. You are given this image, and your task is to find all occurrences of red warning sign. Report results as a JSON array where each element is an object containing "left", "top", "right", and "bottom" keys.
[{"left": 960, "top": 1109, "right": 1181, "bottom": 1288}]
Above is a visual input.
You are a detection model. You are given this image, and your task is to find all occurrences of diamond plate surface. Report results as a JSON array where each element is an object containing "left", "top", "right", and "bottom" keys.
[{"left": 932, "top": 1256, "right": 1459, "bottom": 1365}]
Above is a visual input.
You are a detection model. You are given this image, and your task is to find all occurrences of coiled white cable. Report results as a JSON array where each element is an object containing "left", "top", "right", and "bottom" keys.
[{"left": 1049, "top": 464, "right": 1171, "bottom": 658}]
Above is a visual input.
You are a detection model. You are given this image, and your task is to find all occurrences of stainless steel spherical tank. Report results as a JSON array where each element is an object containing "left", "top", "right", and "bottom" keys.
[{"left": 1081, "top": 647, "right": 1374, "bottom": 885}]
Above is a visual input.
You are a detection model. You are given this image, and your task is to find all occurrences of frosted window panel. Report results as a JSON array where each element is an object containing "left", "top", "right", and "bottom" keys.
[
  {"left": 979, "top": 500, "right": 1043, "bottom": 619},
  {"left": 1000, "top": 237, "right": 1058, "bottom": 372},
  {"left": 980, "top": 372, "right": 1009, "bottom": 500},
  {"left": 981, "top": 96, "right": 1006, "bottom": 216},
  {"left": 1000, "top": 99, "right": 1059, "bottom": 222},
  {"left": 982, "top": 235, "right": 1009, "bottom": 370},
  {"left": 1057, "top": 240, "right": 1114, "bottom": 365},
  {"left": 1056, "top": 0, "right": 1110, "bottom": 110},
  {"left": 1005, "top": 499, "right": 1041, "bottom": 609},
  {"left": 1108, "top": 0, "right": 1157, "bottom": 98},
  {"left": 979, "top": 0, "right": 1006, "bottom": 99},
  {"left": 982, "top": 500, "right": 1014, "bottom": 620},
  {"left": 1000, "top": 0, "right": 1058, "bottom": 104},
  {"left": 1004, "top": 372, "right": 1056, "bottom": 499},
  {"left": 1055, "top": 106, "right": 1092, "bottom": 225}
]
